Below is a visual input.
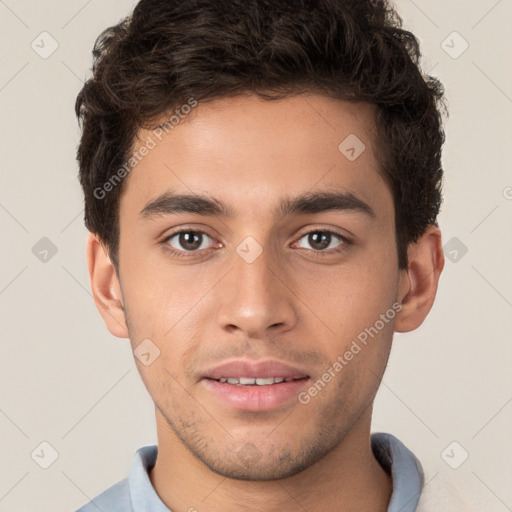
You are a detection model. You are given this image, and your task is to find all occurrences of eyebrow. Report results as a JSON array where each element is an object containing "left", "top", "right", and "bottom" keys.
[{"left": 139, "top": 189, "right": 376, "bottom": 221}]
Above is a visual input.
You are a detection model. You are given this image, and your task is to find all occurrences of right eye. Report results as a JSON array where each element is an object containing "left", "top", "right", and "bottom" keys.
[{"left": 163, "top": 229, "right": 216, "bottom": 256}]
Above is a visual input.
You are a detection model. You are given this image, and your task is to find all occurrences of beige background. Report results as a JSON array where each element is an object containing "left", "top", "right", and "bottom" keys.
[{"left": 0, "top": 0, "right": 511, "bottom": 510}]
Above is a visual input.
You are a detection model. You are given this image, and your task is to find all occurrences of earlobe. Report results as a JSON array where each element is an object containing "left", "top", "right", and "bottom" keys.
[
  {"left": 394, "top": 225, "right": 445, "bottom": 333},
  {"left": 86, "top": 233, "right": 129, "bottom": 338}
]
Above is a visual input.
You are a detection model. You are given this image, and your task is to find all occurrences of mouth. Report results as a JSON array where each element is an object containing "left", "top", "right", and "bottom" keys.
[
  {"left": 209, "top": 376, "right": 308, "bottom": 386},
  {"left": 202, "top": 376, "right": 310, "bottom": 411},
  {"left": 201, "top": 359, "right": 310, "bottom": 411},
  {"left": 202, "top": 358, "right": 309, "bottom": 381}
]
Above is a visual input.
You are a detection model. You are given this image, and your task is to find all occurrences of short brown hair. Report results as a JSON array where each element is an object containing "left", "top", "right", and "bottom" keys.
[{"left": 75, "top": 0, "right": 447, "bottom": 270}]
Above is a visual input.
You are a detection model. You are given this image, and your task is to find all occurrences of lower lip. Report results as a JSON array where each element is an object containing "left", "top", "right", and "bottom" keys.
[{"left": 202, "top": 378, "right": 310, "bottom": 412}]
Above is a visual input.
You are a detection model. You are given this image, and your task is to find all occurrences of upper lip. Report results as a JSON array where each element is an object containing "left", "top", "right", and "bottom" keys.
[{"left": 202, "top": 359, "right": 310, "bottom": 380}]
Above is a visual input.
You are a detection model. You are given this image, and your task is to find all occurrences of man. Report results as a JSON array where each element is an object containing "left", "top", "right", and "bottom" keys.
[{"left": 74, "top": 0, "right": 462, "bottom": 510}]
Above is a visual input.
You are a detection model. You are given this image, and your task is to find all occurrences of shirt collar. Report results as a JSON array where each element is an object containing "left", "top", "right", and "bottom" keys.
[
  {"left": 372, "top": 432, "right": 424, "bottom": 511},
  {"left": 128, "top": 444, "right": 169, "bottom": 512},
  {"left": 128, "top": 432, "right": 423, "bottom": 512}
]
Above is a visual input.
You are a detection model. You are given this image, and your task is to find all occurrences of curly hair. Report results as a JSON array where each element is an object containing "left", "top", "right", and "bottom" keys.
[{"left": 75, "top": 0, "right": 447, "bottom": 270}]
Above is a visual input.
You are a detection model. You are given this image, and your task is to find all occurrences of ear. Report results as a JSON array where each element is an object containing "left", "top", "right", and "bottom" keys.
[
  {"left": 394, "top": 225, "right": 445, "bottom": 333},
  {"left": 86, "top": 232, "right": 129, "bottom": 338}
]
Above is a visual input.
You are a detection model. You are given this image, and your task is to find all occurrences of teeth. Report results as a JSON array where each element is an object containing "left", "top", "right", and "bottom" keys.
[
  {"left": 217, "top": 377, "right": 297, "bottom": 386},
  {"left": 255, "top": 377, "right": 275, "bottom": 385}
]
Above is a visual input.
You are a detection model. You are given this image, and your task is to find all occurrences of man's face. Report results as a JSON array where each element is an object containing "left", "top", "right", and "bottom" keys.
[{"left": 116, "top": 94, "right": 405, "bottom": 480}]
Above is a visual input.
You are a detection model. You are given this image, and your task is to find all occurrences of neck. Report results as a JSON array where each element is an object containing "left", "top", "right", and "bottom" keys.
[{"left": 149, "top": 406, "right": 392, "bottom": 512}]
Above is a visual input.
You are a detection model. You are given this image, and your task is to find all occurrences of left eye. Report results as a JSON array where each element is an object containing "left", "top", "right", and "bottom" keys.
[
  {"left": 165, "top": 230, "right": 214, "bottom": 252},
  {"left": 295, "top": 230, "right": 346, "bottom": 252}
]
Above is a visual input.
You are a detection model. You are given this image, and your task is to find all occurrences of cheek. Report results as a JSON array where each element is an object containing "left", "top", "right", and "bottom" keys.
[
  {"left": 120, "top": 250, "right": 199, "bottom": 331},
  {"left": 134, "top": 361, "right": 184, "bottom": 418},
  {"left": 298, "top": 253, "right": 398, "bottom": 336}
]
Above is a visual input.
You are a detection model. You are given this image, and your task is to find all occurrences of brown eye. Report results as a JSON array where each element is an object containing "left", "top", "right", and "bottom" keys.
[
  {"left": 166, "top": 230, "right": 213, "bottom": 252},
  {"left": 295, "top": 230, "right": 347, "bottom": 252}
]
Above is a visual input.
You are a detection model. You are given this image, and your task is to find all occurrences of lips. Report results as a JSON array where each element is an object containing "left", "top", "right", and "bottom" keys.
[
  {"left": 202, "top": 359, "right": 310, "bottom": 382},
  {"left": 201, "top": 359, "right": 311, "bottom": 411},
  {"left": 218, "top": 376, "right": 300, "bottom": 385}
]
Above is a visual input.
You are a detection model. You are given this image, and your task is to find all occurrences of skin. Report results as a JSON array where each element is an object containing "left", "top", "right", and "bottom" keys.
[{"left": 87, "top": 93, "right": 444, "bottom": 512}]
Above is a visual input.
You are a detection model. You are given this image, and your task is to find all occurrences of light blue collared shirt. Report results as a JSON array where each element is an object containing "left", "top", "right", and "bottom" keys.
[{"left": 75, "top": 432, "right": 424, "bottom": 512}]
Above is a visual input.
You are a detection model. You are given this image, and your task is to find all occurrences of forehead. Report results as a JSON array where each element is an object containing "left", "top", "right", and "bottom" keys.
[{"left": 121, "top": 93, "right": 392, "bottom": 223}]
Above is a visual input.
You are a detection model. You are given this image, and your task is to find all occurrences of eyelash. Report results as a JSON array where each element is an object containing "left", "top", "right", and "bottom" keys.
[{"left": 161, "top": 228, "right": 352, "bottom": 260}]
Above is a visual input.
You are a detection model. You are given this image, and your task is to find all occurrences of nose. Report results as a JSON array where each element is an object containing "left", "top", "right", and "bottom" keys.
[{"left": 216, "top": 243, "right": 298, "bottom": 339}]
